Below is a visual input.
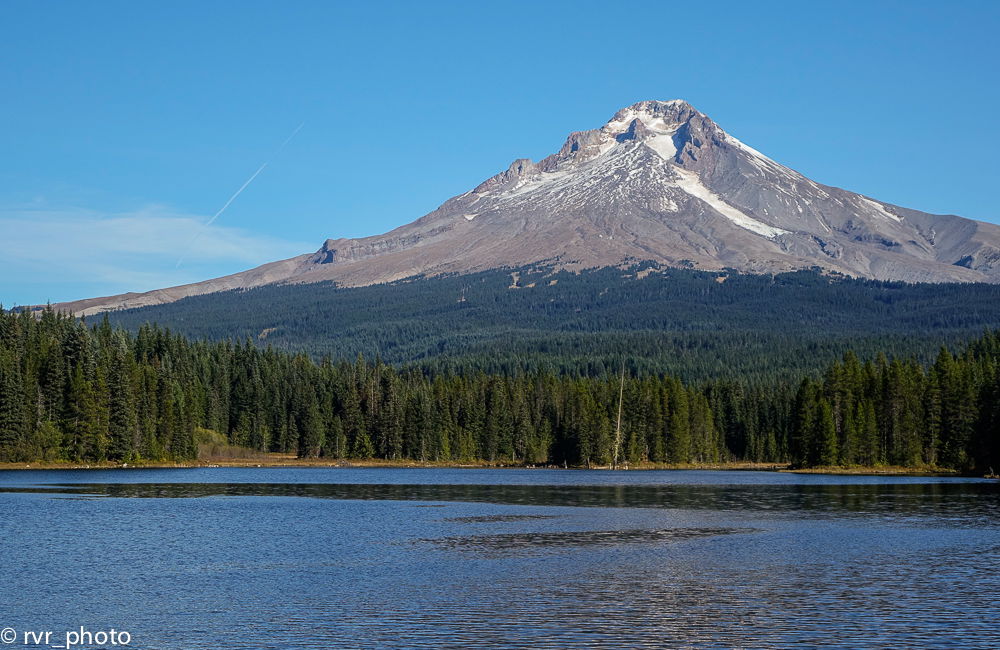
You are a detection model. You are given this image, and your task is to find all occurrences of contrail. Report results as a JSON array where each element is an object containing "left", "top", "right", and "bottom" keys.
[
  {"left": 176, "top": 122, "right": 305, "bottom": 268},
  {"left": 202, "top": 162, "right": 268, "bottom": 230},
  {"left": 276, "top": 121, "right": 305, "bottom": 153}
]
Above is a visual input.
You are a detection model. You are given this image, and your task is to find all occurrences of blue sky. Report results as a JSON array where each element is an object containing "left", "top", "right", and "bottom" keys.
[{"left": 2, "top": 0, "right": 999, "bottom": 306}]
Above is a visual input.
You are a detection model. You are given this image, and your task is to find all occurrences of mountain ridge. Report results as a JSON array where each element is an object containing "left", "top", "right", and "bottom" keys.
[
  {"left": 101, "top": 264, "right": 1000, "bottom": 384},
  {"left": 53, "top": 100, "right": 1000, "bottom": 316}
]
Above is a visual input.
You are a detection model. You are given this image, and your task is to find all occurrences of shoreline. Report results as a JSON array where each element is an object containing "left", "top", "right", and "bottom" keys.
[{"left": 0, "top": 457, "right": 970, "bottom": 477}]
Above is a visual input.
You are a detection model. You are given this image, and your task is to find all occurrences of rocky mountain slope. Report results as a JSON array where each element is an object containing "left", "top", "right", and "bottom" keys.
[{"left": 56, "top": 100, "right": 1000, "bottom": 316}]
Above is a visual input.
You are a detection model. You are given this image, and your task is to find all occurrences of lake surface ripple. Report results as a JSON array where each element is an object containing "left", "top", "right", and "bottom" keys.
[{"left": 1, "top": 468, "right": 997, "bottom": 648}]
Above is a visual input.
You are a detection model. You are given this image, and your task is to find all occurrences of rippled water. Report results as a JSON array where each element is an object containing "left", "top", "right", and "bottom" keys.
[{"left": 1, "top": 468, "right": 997, "bottom": 648}]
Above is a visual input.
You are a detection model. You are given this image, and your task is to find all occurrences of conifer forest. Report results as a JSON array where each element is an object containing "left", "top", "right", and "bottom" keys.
[{"left": 2, "top": 303, "right": 998, "bottom": 473}]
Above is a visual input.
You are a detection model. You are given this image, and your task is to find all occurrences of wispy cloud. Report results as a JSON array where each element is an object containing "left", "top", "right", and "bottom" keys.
[{"left": 0, "top": 205, "right": 314, "bottom": 305}]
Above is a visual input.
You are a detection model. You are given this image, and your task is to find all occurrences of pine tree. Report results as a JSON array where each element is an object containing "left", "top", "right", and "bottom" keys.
[
  {"left": 666, "top": 379, "right": 691, "bottom": 464},
  {"left": 107, "top": 332, "right": 138, "bottom": 460},
  {"left": 814, "top": 398, "right": 838, "bottom": 466},
  {"left": 0, "top": 350, "right": 26, "bottom": 459}
]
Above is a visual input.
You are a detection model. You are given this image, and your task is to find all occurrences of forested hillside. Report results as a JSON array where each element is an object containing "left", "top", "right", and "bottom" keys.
[
  {"left": 2, "top": 308, "right": 997, "bottom": 472},
  {"left": 102, "top": 266, "right": 1000, "bottom": 383}
]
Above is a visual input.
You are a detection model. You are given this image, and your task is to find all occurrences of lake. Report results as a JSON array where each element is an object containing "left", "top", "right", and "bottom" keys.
[{"left": 1, "top": 468, "right": 998, "bottom": 648}]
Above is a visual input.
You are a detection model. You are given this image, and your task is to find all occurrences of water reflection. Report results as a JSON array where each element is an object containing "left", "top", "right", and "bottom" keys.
[
  {"left": 443, "top": 514, "right": 559, "bottom": 523},
  {"left": 424, "top": 527, "right": 758, "bottom": 554},
  {"left": 2, "top": 481, "right": 997, "bottom": 524}
]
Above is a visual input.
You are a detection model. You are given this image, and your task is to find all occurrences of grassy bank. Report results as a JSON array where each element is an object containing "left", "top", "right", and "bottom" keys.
[
  {"left": 782, "top": 465, "right": 962, "bottom": 476},
  {"left": 0, "top": 456, "right": 979, "bottom": 476}
]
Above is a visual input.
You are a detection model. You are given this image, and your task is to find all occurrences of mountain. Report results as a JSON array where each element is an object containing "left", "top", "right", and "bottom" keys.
[
  {"left": 55, "top": 100, "right": 1000, "bottom": 316},
  {"left": 102, "top": 265, "right": 1000, "bottom": 383}
]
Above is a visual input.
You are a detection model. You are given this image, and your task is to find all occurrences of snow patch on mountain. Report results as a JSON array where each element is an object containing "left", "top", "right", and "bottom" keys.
[
  {"left": 858, "top": 196, "right": 903, "bottom": 223},
  {"left": 723, "top": 132, "right": 803, "bottom": 181},
  {"left": 672, "top": 168, "right": 789, "bottom": 239},
  {"left": 644, "top": 134, "right": 678, "bottom": 160}
]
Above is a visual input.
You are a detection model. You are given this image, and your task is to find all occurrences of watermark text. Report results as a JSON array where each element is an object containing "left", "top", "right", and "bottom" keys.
[{"left": 1, "top": 626, "right": 131, "bottom": 648}]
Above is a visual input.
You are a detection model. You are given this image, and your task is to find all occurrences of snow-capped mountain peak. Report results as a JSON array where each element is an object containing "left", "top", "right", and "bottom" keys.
[
  {"left": 53, "top": 101, "right": 1000, "bottom": 316},
  {"left": 602, "top": 99, "right": 692, "bottom": 136}
]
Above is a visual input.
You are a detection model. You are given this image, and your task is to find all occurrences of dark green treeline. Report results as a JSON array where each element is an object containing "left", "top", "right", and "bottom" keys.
[{"left": 1, "top": 308, "right": 998, "bottom": 472}]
